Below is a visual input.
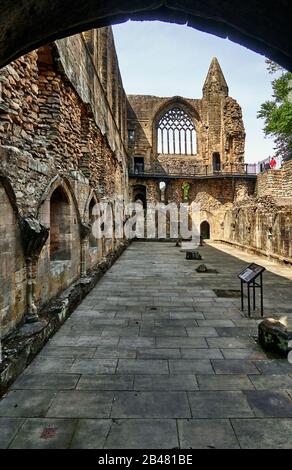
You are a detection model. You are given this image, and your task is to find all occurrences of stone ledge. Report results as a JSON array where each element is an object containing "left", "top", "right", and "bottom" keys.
[
  {"left": 0, "top": 239, "right": 130, "bottom": 397},
  {"left": 217, "top": 239, "right": 292, "bottom": 267}
]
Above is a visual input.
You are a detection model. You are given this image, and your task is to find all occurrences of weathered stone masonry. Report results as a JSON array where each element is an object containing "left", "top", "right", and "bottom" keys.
[
  {"left": 0, "top": 28, "right": 129, "bottom": 338},
  {"left": 0, "top": 26, "right": 292, "bottom": 346},
  {"left": 127, "top": 58, "right": 245, "bottom": 175},
  {"left": 127, "top": 57, "right": 252, "bottom": 241},
  {"left": 127, "top": 57, "right": 292, "bottom": 260},
  {"left": 223, "top": 160, "right": 292, "bottom": 262}
]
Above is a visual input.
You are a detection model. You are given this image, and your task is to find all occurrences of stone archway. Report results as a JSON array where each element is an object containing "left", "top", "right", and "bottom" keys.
[
  {"left": 37, "top": 178, "right": 82, "bottom": 304},
  {"left": 212, "top": 152, "right": 221, "bottom": 172},
  {"left": 201, "top": 220, "right": 210, "bottom": 240},
  {"left": 0, "top": 1, "right": 292, "bottom": 70},
  {"left": 133, "top": 184, "right": 147, "bottom": 209}
]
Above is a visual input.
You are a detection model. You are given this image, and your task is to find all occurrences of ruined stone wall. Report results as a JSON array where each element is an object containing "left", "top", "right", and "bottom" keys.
[
  {"left": 127, "top": 59, "right": 292, "bottom": 260},
  {"left": 282, "top": 161, "right": 292, "bottom": 197},
  {"left": 0, "top": 181, "right": 26, "bottom": 337},
  {"left": 223, "top": 97, "right": 246, "bottom": 168},
  {"left": 0, "top": 28, "right": 129, "bottom": 337},
  {"left": 127, "top": 58, "right": 245, "bottom": 175},
  {"left": 256, "top": 160, "right": 292, "bottom": 199},
  {"left": 222, "top": 161, "right": 292, "bottom": 262},
  {"left": 127, "top": 59, "right": 247, "bottom": 243},
  {"left": 223, "top": 196, "right": 292, "bottom": 262},
  {"left": 56, "top": 29, "right": 127, "bottom": 159},
  {"left": 127, "top": 95, "right": 203, "bottom": 169},
  {"left": 130, "top": 177, "right": 254, "bottom": 240}
]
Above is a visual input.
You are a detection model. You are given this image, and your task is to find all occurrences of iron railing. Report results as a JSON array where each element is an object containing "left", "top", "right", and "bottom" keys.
[{"left": 130, "top": 163, "right": 258, "bottom": 178}]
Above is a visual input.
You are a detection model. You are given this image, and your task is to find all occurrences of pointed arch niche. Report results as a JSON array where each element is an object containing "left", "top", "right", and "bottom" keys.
[
  {"left": 155, "top": 103, "right": 197, "bottom": 156},
  {"left": 37, "top": 177, "right": 81, "bottom": 304}
]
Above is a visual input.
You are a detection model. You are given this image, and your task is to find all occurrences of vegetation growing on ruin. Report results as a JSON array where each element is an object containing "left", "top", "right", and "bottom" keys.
[{"left": 258, "top": 60, "right": 292, "bottom": 162}]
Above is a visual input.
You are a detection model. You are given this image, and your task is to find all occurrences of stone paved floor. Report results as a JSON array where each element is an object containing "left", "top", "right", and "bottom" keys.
[{"left": 1, "top": 241, "right": 292, "bottom": 449}]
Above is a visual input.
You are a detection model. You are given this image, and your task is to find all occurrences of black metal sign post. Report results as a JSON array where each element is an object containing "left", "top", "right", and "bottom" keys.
[{"left": 238, "top": 263, "right": 265, "bottom": 317}]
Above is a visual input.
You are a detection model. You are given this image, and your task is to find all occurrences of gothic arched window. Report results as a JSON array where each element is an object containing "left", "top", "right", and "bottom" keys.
[{"left": 157, "top": 106, "right": 196, "bottom": 155}]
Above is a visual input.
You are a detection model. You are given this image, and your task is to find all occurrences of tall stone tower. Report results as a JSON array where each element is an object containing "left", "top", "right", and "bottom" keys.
[{"left": 202, "top": 57, "right": 245, "bottom": 171}]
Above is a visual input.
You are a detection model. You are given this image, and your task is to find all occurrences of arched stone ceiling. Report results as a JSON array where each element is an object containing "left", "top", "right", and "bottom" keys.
[{"left": 0, "top": 1, "right": 291, "bottom": 69}]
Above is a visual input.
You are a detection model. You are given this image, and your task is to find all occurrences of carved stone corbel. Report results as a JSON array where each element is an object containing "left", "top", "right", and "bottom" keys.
[
  {"left": 80, "top": 222, "right": 92, "bottom": 240},
  {"left": 20, "top": 215, "right": 50, "bottom": 258}
]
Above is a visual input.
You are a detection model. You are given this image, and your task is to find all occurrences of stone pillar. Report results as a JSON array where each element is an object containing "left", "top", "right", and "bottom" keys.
[
  {"left": 26, "top": 256, "right": 38, "bottom": 323},
  {"left": 81, "top": 239, "right": 87, "bottom": 277},
  {"left": 19, "top": 216, "right": 49, "bottom": 323},
  {"left": 80, "top": 222, "right": 92, "bottom": 277}
]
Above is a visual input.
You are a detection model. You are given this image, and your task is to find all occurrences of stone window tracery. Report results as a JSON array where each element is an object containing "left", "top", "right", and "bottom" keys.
[{"left": 157, "top": 106, "right": 196, "bottom": 155}]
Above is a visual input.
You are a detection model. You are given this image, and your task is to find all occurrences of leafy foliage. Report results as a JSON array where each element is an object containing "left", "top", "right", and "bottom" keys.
[{"left": 257, "top": 60, "right": 292, "bottom": 162}]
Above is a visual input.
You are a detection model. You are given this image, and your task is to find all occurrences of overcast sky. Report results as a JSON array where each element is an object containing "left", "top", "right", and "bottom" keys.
[{"left": 112, "top": 20, "right": 276, "bottom": 163}]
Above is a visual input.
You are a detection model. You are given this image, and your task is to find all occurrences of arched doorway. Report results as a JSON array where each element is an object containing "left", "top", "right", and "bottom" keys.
[
  {"left": 38, "top": 179, "right": 82, "bottom": 304},
  {"left": 212, "top": 152, "right": 221, "bottom": 172},
  {"left": 201, "top": 220, "right": 210, "bottom": 240},
  {"left": 133, "top": 185, "right": 147, "bottom": 209}
]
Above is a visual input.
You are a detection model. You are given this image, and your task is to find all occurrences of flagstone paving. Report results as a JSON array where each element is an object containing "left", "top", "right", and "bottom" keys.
[{"left": 1, "top": 241, "right": 292, "bottom": 449}]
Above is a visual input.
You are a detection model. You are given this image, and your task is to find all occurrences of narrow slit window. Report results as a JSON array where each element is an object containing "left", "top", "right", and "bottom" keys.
[{"left": 157, "top": 106, "right": 196, "bottom": 155}]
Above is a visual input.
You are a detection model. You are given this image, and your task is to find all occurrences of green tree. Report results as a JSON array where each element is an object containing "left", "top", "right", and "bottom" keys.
[{"left": 257, "top": 60, "right": 292, "bottom": 162}]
